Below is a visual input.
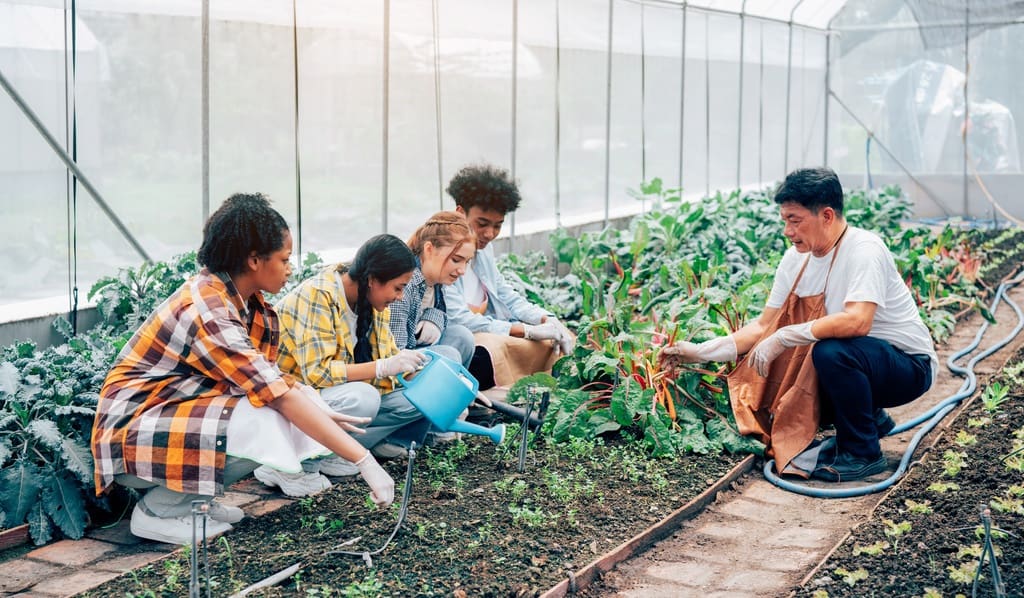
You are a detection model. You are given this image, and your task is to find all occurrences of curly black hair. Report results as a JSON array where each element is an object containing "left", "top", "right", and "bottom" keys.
[
  {"left": 446, "top": 163, "right": 522, "bottom": 214},
  {"left": 197, "top": 192, "right": 289, "bottom": 275}
]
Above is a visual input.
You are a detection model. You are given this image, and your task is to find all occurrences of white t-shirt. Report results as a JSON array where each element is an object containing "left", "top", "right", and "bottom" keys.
[{"left": 766, "top": 226, "right": 938, "bottom": 385}]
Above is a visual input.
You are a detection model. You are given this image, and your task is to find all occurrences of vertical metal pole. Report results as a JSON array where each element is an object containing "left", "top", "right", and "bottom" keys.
[
  {"left": 783, "top": 1, "right": 806, "bottom": 175},
  {"left": 703, "top": 13, "right": 709, "bottom": 197},
  {"left": 736, "top": 2, "right": 746, "bottom": 189},
  {"left": 758, "top": 19, "right": 764, "bottom": 183},
  {"left": 510, "top": 0, "right": 518, "bottom": 250},
  {"left": 292, "top": 0, "right": 303, "bottom": 258},
  {"left": 963, "top": 4, "right": 970, "bottom": 217},
  {"left": 201, "top": 0, "right": 210, "bottom": 220},
  {"left": 602, "top": 0, "right": 613, "bottom": 227},
  {"left": 555, "top": 0, "right": 562, "bottom": 227},
  {"left": 678, "top": 3, "right": 687, "bottom": 193},
  {"left": 824, "top": 30, "right": 831, "bottom": 167},
  {"left": 432, "top": 0, "right": 444, "bottom": 209},
  {"left": 640, "top": 3, "right": 646, "bottom": 186},
  {"left": 382, "top": 0, "right": 390, "bottom": 232}
]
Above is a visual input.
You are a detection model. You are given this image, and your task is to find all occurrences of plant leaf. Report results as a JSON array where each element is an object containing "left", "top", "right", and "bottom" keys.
[
  {"left": 0, "top": 361, "right": 19, "bottom": 395},
  {"left": 27, "top": 419, "right": 63, "bottom": 448},
  {"left": 0, "top": 462, "right": 44, "bottom": 524},
  {"left": 27, "top": 501, "right": 52, "bottom": 546},
  {"left": 60, "top": 438, "right": 95, "bottom": 485},
  {"left": 42, "top": 473, "right": 87, "bottom": 539}
]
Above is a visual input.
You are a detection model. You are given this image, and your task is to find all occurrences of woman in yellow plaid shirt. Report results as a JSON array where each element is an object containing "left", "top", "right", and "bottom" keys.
[{"left": 261, "top": 234, "right": 432, "bottom": 496}]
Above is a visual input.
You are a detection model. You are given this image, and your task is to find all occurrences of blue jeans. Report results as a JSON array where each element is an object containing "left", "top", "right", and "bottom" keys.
[
  {"left": 418, "top": 323, "right": 475, "bottom": 369},
  {"left": 812, "top": 337, "right": 932, "bottom": 460},
  {"left": 318, "top": 381, "right": 428, "bottom": 450}
]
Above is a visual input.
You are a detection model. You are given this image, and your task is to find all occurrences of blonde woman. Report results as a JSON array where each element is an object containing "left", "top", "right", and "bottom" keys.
[{"left": 388, "top": 211, "right": 477, "bottom": 369}]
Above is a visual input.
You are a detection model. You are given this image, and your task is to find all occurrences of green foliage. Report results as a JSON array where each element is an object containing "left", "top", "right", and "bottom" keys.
[
  {"left": 88, "top": 251, "right": 200, "bottom": 336},
  {"left": 833, "top": 566, "right": 869, "bottom": 586},
  {"left": 0, "top": 321, "right": 124, "bottom": 543}
]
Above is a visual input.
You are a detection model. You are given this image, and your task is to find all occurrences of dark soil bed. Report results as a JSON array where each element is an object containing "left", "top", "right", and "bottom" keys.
[
  {"left": 84, "top": 433, "right": 742, "bottom": 597},
  {"left": 795, "top": 345, "right": 1024, "bottom": 597}
]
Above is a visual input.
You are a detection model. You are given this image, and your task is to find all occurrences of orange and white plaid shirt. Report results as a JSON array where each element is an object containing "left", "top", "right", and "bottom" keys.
[{"left": 91, "top": 270, "right": 293, "bottom": 496}]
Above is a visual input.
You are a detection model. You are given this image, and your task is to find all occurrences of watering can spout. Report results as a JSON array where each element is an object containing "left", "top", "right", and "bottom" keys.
[{"left": 449, "top": 419, "right": 505, "bottom": 444}]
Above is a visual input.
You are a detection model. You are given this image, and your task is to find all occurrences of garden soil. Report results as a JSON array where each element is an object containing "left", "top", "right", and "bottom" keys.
[{"left": 587, "top": 282, "right": 1024, "bottom": 598}]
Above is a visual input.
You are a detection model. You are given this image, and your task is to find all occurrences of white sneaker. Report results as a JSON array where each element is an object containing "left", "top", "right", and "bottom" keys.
[
  {"left": 208, "top": 500, "right": 245, "bottom": 524},
  {"left": 371, "top": 442, "right": 408, "bottom": 459},
  {"left": 315, "top": 456, "right": 360, "bottom": 477},
  {"left": 253, "top": 466, "right": 331, "bottom": 497},
  {"left": 130, "top": 504, "right": 232, "bottom": 545}
]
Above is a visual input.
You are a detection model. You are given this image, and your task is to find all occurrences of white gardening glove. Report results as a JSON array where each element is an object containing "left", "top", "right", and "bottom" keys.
[
  {"left": 660, "top": 336, "right": 738, "bottom": 364},
  {"left": 749, "top": 321, "right": 817, "bottom": 377},
  {"left": 523, "top": 321, "right": 561, "bottom": 341},
  {"left": 375, "top": 349, "right": 427, "bottom": 378},
  {"left": 415, "top": 320, "right": 442, "bottom": 345},
  {"left": 355, "top": 451, "right": 395, "bottom": 507},
  {"left": 548, "top": 318, "right": 575, "bottom": 355}
]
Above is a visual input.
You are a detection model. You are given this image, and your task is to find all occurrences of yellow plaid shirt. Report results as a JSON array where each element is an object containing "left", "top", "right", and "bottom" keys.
[{"left": 276, "top": 265, "right": 400, "bottom": 393}]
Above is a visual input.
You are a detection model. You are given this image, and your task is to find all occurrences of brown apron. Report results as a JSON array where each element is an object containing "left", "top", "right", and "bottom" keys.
[
  {"left": 727, "top": 236, "right": 844, "bottom": 477},
  {"left": 472, "top": 332, "right": 559, "bottom": 388}
]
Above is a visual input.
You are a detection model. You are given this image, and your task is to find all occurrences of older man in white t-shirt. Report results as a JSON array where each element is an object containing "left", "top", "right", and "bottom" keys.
[{"left": 661, "top": 167, "right": 937, "bottom": 482}]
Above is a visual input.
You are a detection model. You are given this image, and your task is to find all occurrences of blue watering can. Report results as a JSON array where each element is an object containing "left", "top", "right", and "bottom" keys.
[{"left": 397, "top": 350, "right": 506, "bottom": 444}]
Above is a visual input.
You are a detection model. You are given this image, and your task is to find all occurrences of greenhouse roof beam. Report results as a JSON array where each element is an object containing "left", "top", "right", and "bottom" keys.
[
  {"left": 618, "top": 0, "right": 827, "bottom": 31},
  {"left": 0, "top": 67, "right": 152, "bottom": 263}
]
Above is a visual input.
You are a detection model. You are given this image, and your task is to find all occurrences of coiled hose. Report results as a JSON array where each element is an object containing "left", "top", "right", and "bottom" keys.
[{"left": 764, "top": 275, "right": 1024, "bottom": 498}]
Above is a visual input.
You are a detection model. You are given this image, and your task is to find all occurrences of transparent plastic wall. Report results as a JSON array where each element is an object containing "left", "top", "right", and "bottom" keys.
[
  {"left": 829, "top": 2, "right": 1023, "bottom": 217},
  {"left": 1, "top": 0, "right": 828, "bottom": 309}
]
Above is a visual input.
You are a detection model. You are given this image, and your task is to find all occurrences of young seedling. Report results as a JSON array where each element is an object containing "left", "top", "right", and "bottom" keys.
[
  {"left": 882, "top": 518, "right": 912, "bottom": 551},
  {"left": 904, "top": 499, "right": 933, "bottom": 515},
  {"left": 968, "top": 416, "right": 992, "bottom": 428},
  {"left": 981, "top": 381, "right": 1010, "bottom": 413},
  {"left": 942, "top": 450, "right": 967, "bottom": 477},
  {"left": 989, "top": 496, "right": 1024, "bottom": 516},
  {"left": 852, "top": 541, "right": 889, "bottom": 556},
  {"left": 833, "top": 567, "right": 868, "bottom": 587},
  {"left": 947, "top": 560, "right": 977, "bottom": 584},
  {"left": 928, "top": 481, "right": 960, "bottom": 494},
  {"left": 954, "top": 430, "right": 977, "bottom": 446}
]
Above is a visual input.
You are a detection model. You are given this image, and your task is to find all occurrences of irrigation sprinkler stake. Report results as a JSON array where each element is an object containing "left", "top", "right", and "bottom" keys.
[
  {"left": 189, "top": 500, "right": 212, "bottom": 598},
  {"left": 517, "top": 387, "right": 537, "bottom": 472}
]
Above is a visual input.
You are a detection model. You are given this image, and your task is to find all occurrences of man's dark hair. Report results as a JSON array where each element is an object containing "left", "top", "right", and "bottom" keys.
[
  {"left": 773, "top": 167, "right": 844, "bottom": 215},
  {"left": 198, "top": 192, "right": 289, "bottom": 274},
  {"left": 446, "top": 163, "right": 522, "bottom": 215}
]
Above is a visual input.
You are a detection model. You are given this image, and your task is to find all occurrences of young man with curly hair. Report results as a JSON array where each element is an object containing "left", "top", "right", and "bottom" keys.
[{"left": 444, "top": 164, "right": 573, "bottom": 390}]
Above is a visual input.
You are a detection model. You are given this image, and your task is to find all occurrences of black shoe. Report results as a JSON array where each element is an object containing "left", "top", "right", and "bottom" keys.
[
  {"left": 811, "top": 452, "right": 887, "bottom": 482},
  {"left": 875, "top": 409, "right": 895, "bottom": 437}
]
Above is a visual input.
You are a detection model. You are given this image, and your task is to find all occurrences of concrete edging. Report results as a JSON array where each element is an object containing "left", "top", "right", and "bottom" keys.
[{"left": 540, "top": 453, "right": 757, "bottom": 597}]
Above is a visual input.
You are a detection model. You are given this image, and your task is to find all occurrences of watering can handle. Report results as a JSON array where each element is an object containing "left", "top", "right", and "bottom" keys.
[{"left": 395, "top": 349, "right": 438, "bottom": 388}]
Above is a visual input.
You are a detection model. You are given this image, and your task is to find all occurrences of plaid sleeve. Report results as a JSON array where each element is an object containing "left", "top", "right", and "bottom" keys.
[
  {"left": 387, "top": 292, "right": 416, "bottom": 350},
  {"left": 277, "top": 283, "right": 353, "bottom": 388},
  {"left": 184, "top": 293, "right": 290, "bottom": 408},
  {"left": 418, "top": 306, "right": 448, "bottom": 335}
]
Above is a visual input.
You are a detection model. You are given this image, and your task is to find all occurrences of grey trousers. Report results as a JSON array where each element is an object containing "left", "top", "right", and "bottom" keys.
[
  {"left": 116, "top": 456, "right": 258, "bottom": 518},
  {"left": 317, "top": 380, "right": 428, "bottom": 450}
]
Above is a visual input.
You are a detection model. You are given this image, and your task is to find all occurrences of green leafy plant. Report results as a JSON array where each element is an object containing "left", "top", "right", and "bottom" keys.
[
  {"left": 981, "top": 382, "right": 1011, "bottom": 413},
  {"left": 942, "top": 450, "right": 968, "bottom": 477},
  {"left": 904, "top": 499, "right": 933, "bottom": 515},
  {"left": 833, "top": 566, "right": 869, "bottom": 587},
  {"left": 0, "top": 320, "right": 127, "bottom": 544},
  {"left": 928, "top": 481, "right": 960, "bottom": 494},
  {"left": 852, "top": 541, "right": 889, "bottom": 556}
]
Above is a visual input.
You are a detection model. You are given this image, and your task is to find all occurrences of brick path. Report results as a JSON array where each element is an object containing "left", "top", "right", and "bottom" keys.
[{"left": 1, "top": 479, "right": 289, "bottom": 597}]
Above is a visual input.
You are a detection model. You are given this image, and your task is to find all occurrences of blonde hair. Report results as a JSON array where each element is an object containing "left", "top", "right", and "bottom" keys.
[{"left": 407, "top": 211, "right": 476, "bottom": 260}]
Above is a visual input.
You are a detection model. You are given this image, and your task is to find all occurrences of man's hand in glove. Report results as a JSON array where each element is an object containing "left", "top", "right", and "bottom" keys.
[
  {"left": 748, "top": 321, "right": 817, "bottom": 377},
  {"left": 523, "top": 321, "right": 561, "bottom": 342},
  {"left": 355, "top": 451, "right": 395, "bottom": 507}
]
